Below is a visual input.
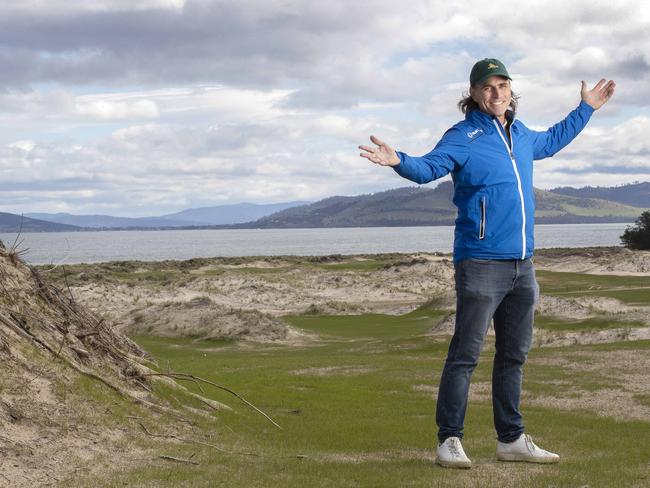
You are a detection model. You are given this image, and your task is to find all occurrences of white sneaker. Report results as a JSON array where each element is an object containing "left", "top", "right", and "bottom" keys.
[
  {"left": 496, "top": 434, "right": 560, "bottom": 463},
  {"left": 435, "top": 436, "right": 472, "bottom": 469}
]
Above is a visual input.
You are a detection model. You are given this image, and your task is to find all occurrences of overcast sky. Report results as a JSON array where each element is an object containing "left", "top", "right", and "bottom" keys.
[{"left": 0, "top": 0, "right": 648, "bottom": 216}]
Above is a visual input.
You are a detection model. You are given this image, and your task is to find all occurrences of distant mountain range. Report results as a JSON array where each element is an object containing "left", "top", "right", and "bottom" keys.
[
  {"left": 237, "top": 181, "right": 647, "bottom": 228},
  {"left": 1, "top": 182, "right": 646, "bottom": 233},
  {"left": 549, "top": 182, "right": 650, "bottom": 208},
  {"left": 23, "top": 213, "right": 193, "bottom": 229},
  {"left": 0, "top": 213, "right": 82, "bottom": 233},
  {"left": 161, "top": 202, "right": 310, "bottom": 226},
  {"left": 24, "top": 201, "right": 309, "bottom": 230},
  {"left": 246, "top": 184, "right": 457, "bottom": 228}
]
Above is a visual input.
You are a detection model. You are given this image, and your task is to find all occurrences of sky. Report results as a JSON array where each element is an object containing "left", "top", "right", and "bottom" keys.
[{"left": 0, "top": 0, "right": 648, "bottom": 217}]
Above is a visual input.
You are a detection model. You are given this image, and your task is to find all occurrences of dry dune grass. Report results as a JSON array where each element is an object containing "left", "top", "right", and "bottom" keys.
[
  {"left": 47, "top": 249, "right": 650, "bottom": 348},
  {"left": 124, "top": 296, "right": 310, "bottom": 343},
  {"left": 0, "top": 243, "right": 233, "bottom": 487},
  {"left": 63, "top": 254, "right": 457, "bottom": 331},
  {"left": 0, "top": 244, "right": 149, "bottom": 486}
]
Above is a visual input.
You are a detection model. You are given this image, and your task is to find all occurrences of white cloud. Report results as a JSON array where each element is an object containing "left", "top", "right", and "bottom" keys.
[
  {"left": 533, "top": 116, "right": 650, "bottom": 189},
  {"left": 75, "top": 98, "right": 159, "bottom": 120},
  {"left": 4, "top": 0, "right": 187, "bottom": 13},
  {"left": 8, "top": 140, "right": 36, "bottom": 152}
]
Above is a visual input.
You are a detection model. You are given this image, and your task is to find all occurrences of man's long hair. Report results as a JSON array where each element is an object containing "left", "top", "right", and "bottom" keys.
[{"left": 458, "top": 89, "right": 520, "bottom": 116}]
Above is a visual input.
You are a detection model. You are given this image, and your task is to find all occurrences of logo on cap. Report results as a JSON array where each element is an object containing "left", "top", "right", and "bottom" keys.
[{"left": 488, "top": 63, "right": 499, "bottom": 69}]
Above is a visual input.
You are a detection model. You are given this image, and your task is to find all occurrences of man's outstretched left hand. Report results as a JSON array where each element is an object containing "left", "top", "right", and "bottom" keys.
[{"left": 581, "top": 79, "right": 616, "bottom": 110}]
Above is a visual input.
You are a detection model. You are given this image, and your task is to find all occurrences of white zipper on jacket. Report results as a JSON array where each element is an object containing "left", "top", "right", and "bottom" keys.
[{"left": 492, "top": 119, "right": 526, "bottom": 259}]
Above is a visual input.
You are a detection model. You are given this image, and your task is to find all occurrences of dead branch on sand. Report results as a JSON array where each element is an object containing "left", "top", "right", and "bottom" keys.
[
  {"left": 159, "top": 454, "right": 199, "bottom": 465},
  {"left": 134, "top": 372, "right": 282, "bottom": 430},
  {"left": 138, "top": 422, "right": 260, "bottom": 457}
]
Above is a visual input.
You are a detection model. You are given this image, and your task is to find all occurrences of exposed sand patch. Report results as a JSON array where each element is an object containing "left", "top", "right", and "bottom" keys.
[
  {"left": 527, "top": 349, "right": 650, "bottom": 421},
  {"left": 411, "top": 384, "right": 437, "bottom": 394},
  {"left": 0, "top": 354, "right": 150, "bottom": 488},
  {"left": 429, "top": 297, "right": 649, "bottom": 346},
  {"left": 534, "top": 326, "right": 650, "bottom": 347},
  {"left": 572, "top": 296, "right": 640, "bottom": 315},
  {"left": 412, "top": 344, "right": 650, "bottom": 422},
  {"left": 536, "top": 295, "right": 595, "bottom": 319},
  {"left": 535, "top": 247, "right": 650, "bottom": 275},
  {"left": 124, "top": 297, "right": 317, "bottom": 344},
  {"left": 524, "top": 388, "right": 650, "bottom": 421},
  {"left": 67, "top": 255, "right": 457, "bottom": 327},
  {"left": 290, "top": 365, "right": 378, "bottom": 376},
  {"left": 317, "top": 448, "right": 434, "bottom": 464},
  {"left": 218, "top": 259, "right": 289, "bottom": 269},
  {"left": 411, "top": 382, "right": 491, "bottom": 402},
  {"left": 314, "top": 447, "right": 559, "bottom": 488},
  {"left": 60, "top": 250, "right": 649, "bottom": 348}
]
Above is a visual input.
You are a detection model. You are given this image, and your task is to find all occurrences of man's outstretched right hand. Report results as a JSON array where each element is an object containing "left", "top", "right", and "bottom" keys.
[{"left": 359, "top": 135, "right": 401, "bottom": 167}]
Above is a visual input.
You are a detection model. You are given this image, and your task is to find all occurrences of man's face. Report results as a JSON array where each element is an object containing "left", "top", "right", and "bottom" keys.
[{"left": 470, "top": 76, "right": 512, "bottom": 122}]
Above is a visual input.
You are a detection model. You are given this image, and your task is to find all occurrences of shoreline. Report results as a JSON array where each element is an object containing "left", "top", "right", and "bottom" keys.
[
  {"left": 30, "top": 245, "right": 632, "bottom": 267},
  {"left": 5, "top": 223, "right": 631, "bottom": 265}
]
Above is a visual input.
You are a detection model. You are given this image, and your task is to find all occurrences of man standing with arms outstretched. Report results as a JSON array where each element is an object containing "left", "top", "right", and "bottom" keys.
[{"left": 359, "top": 58, "right": 615, "bottom": 468}]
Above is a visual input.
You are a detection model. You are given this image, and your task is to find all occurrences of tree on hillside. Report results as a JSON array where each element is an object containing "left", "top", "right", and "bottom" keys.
[{"left": 620, "top": 211, "right": 650, "bottom": 250}]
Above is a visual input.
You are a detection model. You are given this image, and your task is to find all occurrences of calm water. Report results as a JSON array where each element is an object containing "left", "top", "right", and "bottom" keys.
[{"left": 0, "top": 223, "right": 631, "bottom": 265}]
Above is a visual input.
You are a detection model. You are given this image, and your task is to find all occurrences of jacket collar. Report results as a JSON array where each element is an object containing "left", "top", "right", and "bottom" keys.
[{"left": 466, "top": 109, "right": 516, "bottom": 132}]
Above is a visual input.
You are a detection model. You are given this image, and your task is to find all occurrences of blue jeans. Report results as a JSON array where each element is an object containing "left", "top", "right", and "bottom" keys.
[{"left": 436, "top": 258, "right": 538, "bottom": 443}]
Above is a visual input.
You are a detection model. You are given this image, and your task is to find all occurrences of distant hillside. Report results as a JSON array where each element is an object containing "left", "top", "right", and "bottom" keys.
[
  {"left": 549, "top": 182, "right": 650, "bottom": 208},
  {"left": 25, "top": 213, "right": 197, "bottom": 229},
  {"left": 0, "top": 213, "right": 82, "bottom": 233},
  {"left": 27, "top": 201, "right": 309, "bottom": 229},
  {"left": 161, "top": 201, "right": 310, "bottom": 225},
  {"left": 248, "top": 183, "right": 456, "bottom": 228},
  {"left": 239, "top": 181, "right": 645, "bottom": 229},
  {"left": 534, "top": 189, "right": 643, "bottom": 223}
]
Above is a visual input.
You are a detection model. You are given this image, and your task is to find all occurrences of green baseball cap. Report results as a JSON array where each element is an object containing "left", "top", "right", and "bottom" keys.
[{"left": 470, "top": 58, "right": 511, "bottom": 86}]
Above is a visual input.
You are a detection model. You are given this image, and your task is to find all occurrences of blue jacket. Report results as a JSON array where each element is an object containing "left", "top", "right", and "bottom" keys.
[{"left": 394, "top": 101, "right": 595, "bottom": 262}]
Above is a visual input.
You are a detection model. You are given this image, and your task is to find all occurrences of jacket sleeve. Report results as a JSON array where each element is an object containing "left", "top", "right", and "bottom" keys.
[
  {"left": 392, "top": 128, "right": 469, "bottom": 184},
  {"left": 530, "top": 101, "right": 595, "bottom": 160}
]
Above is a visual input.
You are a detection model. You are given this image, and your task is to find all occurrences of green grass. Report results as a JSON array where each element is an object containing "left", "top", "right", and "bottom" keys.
[
  {"left": 62, "top": 310, "right": 650, "bottom": 488},
  {"left": 285, "top": 306, "right": 447, "bottom": 339},
  {"left": 534, "top": 315, "right": 646, "bottom": 332},
  {"left": 536, "top": 269, "right": 650, "bottom": 304}
]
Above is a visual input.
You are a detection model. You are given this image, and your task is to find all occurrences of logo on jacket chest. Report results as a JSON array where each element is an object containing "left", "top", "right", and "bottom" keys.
[{"left": 466, "top": 128, "right": 484, "bottom": 141}]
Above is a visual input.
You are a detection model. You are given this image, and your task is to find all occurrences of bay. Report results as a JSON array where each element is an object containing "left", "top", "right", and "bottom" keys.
[{"left": 0, "top": 223, "right": 631, "bottom": 265}]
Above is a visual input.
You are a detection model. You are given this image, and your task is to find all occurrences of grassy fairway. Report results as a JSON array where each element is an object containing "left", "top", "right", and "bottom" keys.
[
  {"left": 536, "top": 270, "right": 650, "bottom": 305},
  {"left": 65, "top": 308, "right": 650, "bottom": 488}
]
